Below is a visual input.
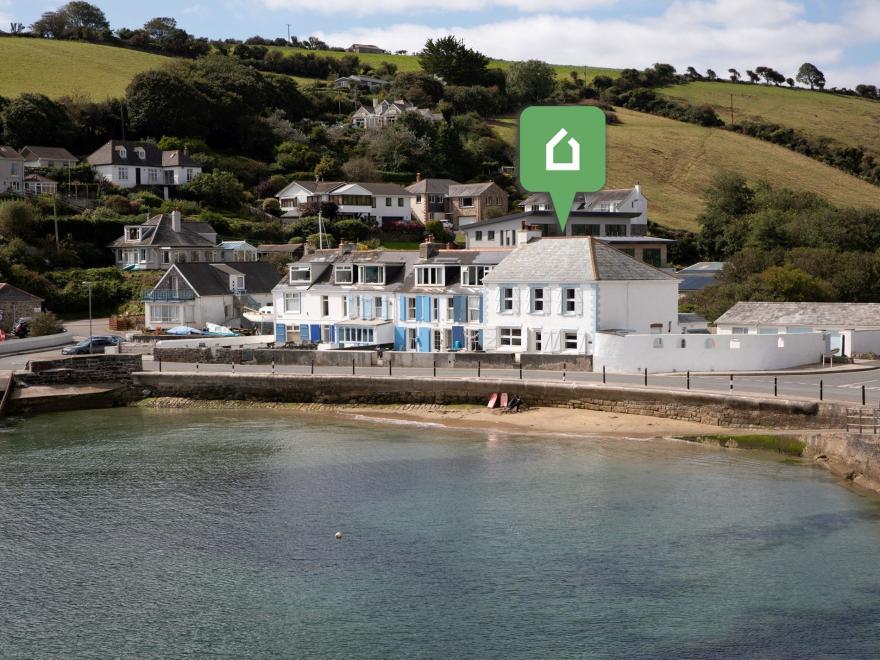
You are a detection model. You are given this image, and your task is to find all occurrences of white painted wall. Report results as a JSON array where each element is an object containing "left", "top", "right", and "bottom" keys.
[
  {"left": 155, "top": 334, "right": 273, "bottom": 349},
  {"left": 594, "top": 331, "right": 826, "bottom": 373},
  {"left": 598, "top": 281, "right": 679, "bottom": 333}
]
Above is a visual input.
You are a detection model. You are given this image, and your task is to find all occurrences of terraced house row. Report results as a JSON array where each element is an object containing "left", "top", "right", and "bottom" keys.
[{"left": 271, "top": 226, "right": 681, "bottom": 356}]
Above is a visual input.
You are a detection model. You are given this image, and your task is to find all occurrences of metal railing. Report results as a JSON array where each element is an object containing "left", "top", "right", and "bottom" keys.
[{"left": 846, "top": 408, "right": 880, "bottom": 434}]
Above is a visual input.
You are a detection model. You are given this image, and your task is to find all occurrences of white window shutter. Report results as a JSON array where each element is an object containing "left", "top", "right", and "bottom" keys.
[
  {"left": 555, "top": 289, "right": 563, "bottom": 315},
  {"left": 575, "top": 288, "right": 583, "bottom": 316},
  {"left": 576, "top": 332, "right": 587, "bottom": 353},
  {"left": 550, "top": 330, "right": 561, "bottom": 352},
  {"left": 513, "top": 287, "right": 520, "bottom": 315},
  {"left": 484, "top": 328, "right": 498, "bottom": 351}
]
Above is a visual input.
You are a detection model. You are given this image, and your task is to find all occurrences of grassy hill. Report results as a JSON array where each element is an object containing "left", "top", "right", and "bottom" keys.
[
  {"left": 0, "top": 37, "right": 173, "bottom": 100},
  {"left": 658, "top": 81, "right": 880, "bottom": 154},
  {"left": 490, "top": 107, "right": 880, "bottom": 232},
  {"left": 270, "top": 45, "right": 619, "bottom": 83}
]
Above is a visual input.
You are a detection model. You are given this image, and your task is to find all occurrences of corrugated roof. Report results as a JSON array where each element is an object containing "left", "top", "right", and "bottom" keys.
[
  {"left": 715, "top": 302, "right": 880, "bottom": 327},
  {"left": 482, "top": 237, "right": 676, "bottom": 284}
]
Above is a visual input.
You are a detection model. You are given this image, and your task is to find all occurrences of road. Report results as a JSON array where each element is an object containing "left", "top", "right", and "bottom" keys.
[{"left": 3, "top": 316, "right": 879, "bottom": 407}]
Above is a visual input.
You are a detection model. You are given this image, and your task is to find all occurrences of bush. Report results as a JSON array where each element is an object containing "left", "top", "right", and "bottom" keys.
[
  {"left": 306, "top": 232, "right": 336, "bottom": 248},
  {"left": 334, "top": 219, "right": 370, "bottom": 242},
  {"left": 101, "top": 194, "right": 140, "bottom": 215},
  {"left": 425, "top": 220, "right": 451, "bottom": 242},
  {"left": 29, "top": 312, "right": 64, "bottom": 337},
  {"left": 181, "top": 169, "right": 245, "bottom": 210},
  {"left": 0, "top": 200, "right": 37, "bottom": 239},
  {"left": 130, "top": 190, "right": 164, "bottom": 209},
  {"left": 158, "top": 199, "right": 201, "bottom": 216},
  {"left": 262, "top": 198, "right": 282, "bottom": 216}
]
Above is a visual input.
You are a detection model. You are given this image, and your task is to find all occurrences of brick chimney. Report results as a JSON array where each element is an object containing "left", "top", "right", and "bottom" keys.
[
  {"left": 516, "top": 220, "right": 542, "bottom": 245},
  {"left": 171, "top": 208, "right": 181, "bottom": 232}
]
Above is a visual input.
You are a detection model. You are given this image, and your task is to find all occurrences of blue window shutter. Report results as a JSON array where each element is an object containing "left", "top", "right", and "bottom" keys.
[
  {"left": 479, "top": 296, "right": 484, "bottom": 322},
  {"left": 275, "top": 323, "right": 287, "bottom": 343},
  {"left": 299, "top": 323, "right": 308, "bottom": 342},
  {"left": 398, "top": 295, "right": 406, "bottom": 322},
  {"left": 478, "top": 330, "right": 484, "bottom": 349},
  {"left": 394, "top": 326, "right": 405, "bottom": 350},
  {"left": 418, "top": 327, "right": 431, "bottom": 353},
  {"left": 420, "top": 295, "right": 431, "bottom": 321},
  {"left": 453, "top": 295, "right": 466, "bottom": 323},
  {"left": 310, "top": 324, "right": 321, "bottom": 342},
  {"left": 330, "top": 325, "right": 336, "bottom": 342}
]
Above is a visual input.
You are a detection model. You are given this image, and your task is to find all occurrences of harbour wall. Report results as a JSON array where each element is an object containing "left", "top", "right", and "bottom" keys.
[{"left": 132, "top": 371, "right": 844, "bottom": 430}]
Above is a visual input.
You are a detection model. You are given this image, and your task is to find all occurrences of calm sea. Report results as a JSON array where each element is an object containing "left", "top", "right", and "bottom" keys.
[{"left": 1, "top": 408, "right": 879, "bottom": 658}]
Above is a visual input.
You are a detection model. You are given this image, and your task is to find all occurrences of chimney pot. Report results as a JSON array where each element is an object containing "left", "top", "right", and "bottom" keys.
[{"left": 171, "top": 208, "right": 182, "bottom": 233}]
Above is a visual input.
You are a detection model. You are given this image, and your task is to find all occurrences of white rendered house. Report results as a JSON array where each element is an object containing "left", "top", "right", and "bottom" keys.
[
  {"left": 87, "top": 140, "right": 201, "bottom": 193},
  {"left": 481, "top": 235, "right": 679, "bottom": 355}
]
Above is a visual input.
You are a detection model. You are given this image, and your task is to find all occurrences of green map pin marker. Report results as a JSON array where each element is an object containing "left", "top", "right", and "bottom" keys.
[{"left": 519, "top": 106, "right": 606, "bottom": 231}]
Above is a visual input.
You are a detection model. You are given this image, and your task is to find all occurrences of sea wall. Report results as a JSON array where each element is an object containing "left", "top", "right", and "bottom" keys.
[
  {"left": 154, "top": 347, "right": 377, "bottom": 367},
  {"left": 802, "top": 431, "right": 880, "bottom": 492},
  {"left": 132, "top": 371, "right": 845, "bottom": 430},
  {"left": 18, "top": 354, "right": 144, "bottom": 385}
]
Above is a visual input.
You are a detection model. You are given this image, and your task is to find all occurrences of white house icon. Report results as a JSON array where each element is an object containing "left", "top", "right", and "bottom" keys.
[{"left": 545, "top": 128, "right": 580, "bottom": 171}]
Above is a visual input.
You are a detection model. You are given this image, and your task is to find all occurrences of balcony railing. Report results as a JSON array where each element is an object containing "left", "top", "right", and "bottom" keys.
[{"left": 142, "top": 289, "right": 195, "bottom": 302}]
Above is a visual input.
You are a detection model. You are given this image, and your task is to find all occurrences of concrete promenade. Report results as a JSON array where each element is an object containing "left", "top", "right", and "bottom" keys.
[{"left": 135, "top": 358, "right": 880, "bottom": 408}]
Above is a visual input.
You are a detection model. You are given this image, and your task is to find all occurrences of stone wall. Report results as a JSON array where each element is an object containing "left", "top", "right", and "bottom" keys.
[
  {"left": 18, "top": 354, "right": 143, "bottom": 385},
  {"left": 153, "top": 347, "right": 378, "bottom": 367},
  {"left": 134, "top": 371, "right": 846, "bottom": 430}
]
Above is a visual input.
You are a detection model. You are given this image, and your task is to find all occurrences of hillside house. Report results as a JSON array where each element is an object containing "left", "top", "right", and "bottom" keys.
[
  {"left": 0, "top": 283, "right": 43, "bottom": 331},
  {"left": 481, "top": 234, "right": 679, "bottom": 355},
  {"left": 144, "top": 262, "right": 281, "bottom": 330},
  {"left": 676, "top": 261, "right": 725, "bottom": 296},
  {"left": 22, "top": 174, "right": 58, "bottom": 195},
  {"left": 348, "top": 44, "right": 386, "bottom": 54},
  {"left": 0, "top": 145, "right": 24, "bottom": 193},
  {"left": 87, "top": 140, "right": 201, "bottom": 194},
  {"left": 407, "top": 178, "right": 508, "bottom": 227},
  {"left": 109, "top": 211, "right": 228, "bottom": 270},
  {"left": 352, "top": 99, "right": 442, "bottom": 129},
  {"left": 20, "top": 146, "right": 77, "bottom": 170},
  {"left": 334, "top": 75, "right": 389, "bottom": 92},
  {"left": 276, "top": 180, "right": 414, "bottom": 226}
]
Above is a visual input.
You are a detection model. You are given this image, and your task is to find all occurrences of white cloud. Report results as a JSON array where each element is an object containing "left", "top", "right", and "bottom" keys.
[
  {"left": 314, "top": 1, "right": 878, "bottom": 87},
  {"left": 261, "top": 0, "right": 615, "bottom": 15}
]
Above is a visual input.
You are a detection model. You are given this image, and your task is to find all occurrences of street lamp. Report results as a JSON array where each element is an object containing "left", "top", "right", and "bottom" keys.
[{"left": 82, "top": 281, "right": 93, "bottom": 342}]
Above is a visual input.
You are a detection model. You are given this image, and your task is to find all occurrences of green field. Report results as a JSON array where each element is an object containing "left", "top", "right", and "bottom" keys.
[
  {"left": 270, "top": 45, "right": 619, "bottom": 83},
  {"left": 0, "top": 37, "right": 173, "bottom": 100},
  {"left": 659, "top": 80, "right": 880, "bottom": 154},
  {"left": 492, "top": 107, "right": 880, "bottom": 232}
]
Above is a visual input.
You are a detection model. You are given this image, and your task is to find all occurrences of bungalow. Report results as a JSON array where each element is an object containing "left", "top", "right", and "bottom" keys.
[
  {"left": 714, "top": 301, "right": 880, "bottom": 356},
  {"left": 407, "top": 178, "right": 509, "bottom": 227},
  {"left": 481, "top": 233, "right": 679, "bottom": 355},
  {"left": 20, "top": 146, "right": 77, "bottom": 170},
  {"left": 352, "top": 99, "right": 442, "bottom": 129},
  {"left": 108, "top": 211, "right": 222, "bottom": 270},
  {"left": 348, "top": 44, "right": 386, "bottom": 54},
  {"left": 276, "top": 180, "right": 414, "bottom": 226},
  {"left": 334, "top": 75, "right": 389, "bottom": 92},
  {"left": 0, "top": 145, "right": 24, "bottom": 193},
  {"left": 87, "top": 140, "right": 201, "bottom": 194},
  {"left": 0, "top": 283, "right": 43, "bottom": 332},
  {"left": 276, "top": 180, "right": 344, "bottom": 218},
  {"left": 144, "top": 261, "right": 281, "bottom": 330}
]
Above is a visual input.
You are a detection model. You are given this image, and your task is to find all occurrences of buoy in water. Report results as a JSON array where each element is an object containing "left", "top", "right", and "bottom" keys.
[{"left": 335, "top": 531, "right": 343, "bottom": 540}]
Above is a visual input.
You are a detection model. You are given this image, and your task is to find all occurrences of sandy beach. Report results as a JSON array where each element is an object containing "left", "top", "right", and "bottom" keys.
[{"left": 139, "top": 398, "right": 735, "bottom": 437}]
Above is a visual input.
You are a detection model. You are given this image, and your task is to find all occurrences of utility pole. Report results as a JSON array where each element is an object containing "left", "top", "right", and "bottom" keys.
[
  {"left": 82, "top": 281, "right": 94, "bottom": 342},
  {"left": 287, "top": 23, "right": 291, "bottom": 45},
  {"left": 53, "top": 195, "right": 59, "bottom": 249},
  {"left": 318, "top": 210, "right": 324, "bottom": 250}
]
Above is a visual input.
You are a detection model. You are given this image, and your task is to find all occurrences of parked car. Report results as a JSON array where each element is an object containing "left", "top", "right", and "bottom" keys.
[{"left": 61, "top": 336, "right": 122, "bottom": 355}]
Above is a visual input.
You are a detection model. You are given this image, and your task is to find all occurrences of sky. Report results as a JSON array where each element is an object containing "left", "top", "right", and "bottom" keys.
[{"left": 3, "top": 0, "right": 879, "bottom": 87}]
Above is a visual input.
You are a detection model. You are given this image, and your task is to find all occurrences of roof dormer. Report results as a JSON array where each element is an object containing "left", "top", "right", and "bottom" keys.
[
  {"left": 289, "top": 264, "right": 312, "bottom": 284},
  {"left": 125, "top": 225, "right": 143, "bottom": 242},
  {"left": 115, "top": 145, "right": 127, "bottom": 159},
  {"left": 134, "top": 146, "right": 146, "bottom": 160}
]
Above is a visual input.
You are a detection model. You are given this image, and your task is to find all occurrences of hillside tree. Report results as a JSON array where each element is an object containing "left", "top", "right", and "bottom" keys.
[
  {"left": 505, "top": 60, "right": 558, "bottom": 104},
  {"left": 418, "top": 36, "right": 489, "bottom": 86},
  {"left": 706, "top": 69, "right": 717, "bottom": 80},
  {"left": 1, "top": 93, "right": 73, "bottom": 146},
  {"left": 728, "top": 68, "right": 741, "bottom": 82},
  {"left": 62, "top": 1, "right": 109, "bottom": 39},
  {"left": 746, "top": 69, "right": 760, "bottom": 83},
  {"left": 30, "top": 11, "right": 70, "bottom": 38},
  {"left": 795, "top": 63, "right": 825, "bottom": 90}
]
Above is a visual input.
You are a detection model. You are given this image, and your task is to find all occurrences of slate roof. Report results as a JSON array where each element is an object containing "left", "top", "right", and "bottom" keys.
[
  {"left": 715, "top": 302, "right": 880, "bottom": 328},
  {"left": 677, "top": 276, "right": 718, "bottom": 292},
  {"left": 352, "top": 182, "right": 415, "bottom": 196},
  {"left": 448, "top": 182, "right": 496, "bottom": 197},
  {"left": 482, "top": 237, "right": 677, "bottom": 284},
  {"left": 107, "top": 214, "right": 217, "bottom": 248},
  {"left": 678, "top": 312, "right": 708, "bottom": 324},
  {"left": 0, "top": 283, "right": 43, "bottom": 303},
  {"left": 0, "top": 145, "right": 23, "bottom": 160},
  {"left": 679, "top": 261, "right": 726, "bottom": 273},
  {"left": 20, "top": 146, "right": 77, "bottom": 162},
  {"left": 406, "top": 178, "right": 460, "bottom": 195},
  {"left": 87, "top": 140, "right": 200, "bottom": 169},
  {"left": 173, "top": 262, "right": 282, "bottom": 296},
  {"left": 285, "top": 180, "right": 344, "bottom": 194},
  {"left": 464, "top": 209, "right": 641, "bottom": 230}
]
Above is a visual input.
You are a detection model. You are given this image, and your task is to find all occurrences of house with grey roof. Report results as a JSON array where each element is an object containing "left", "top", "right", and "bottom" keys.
[
  {"left": 109, "top": 211, "right": 252, "bottom": 271},
  {"left": 87, "top": 140, "right": 201, "bottom": 194},
  {"left": 276, "top": 180, "right": 414, "bottom": 225},
  {"left": 334, "top": 75, "right": 389, "bottom": 92},
  {"left": 406, "top": 177, "right": 509, "bottom": 227},
  {"left": 481, "top": 234, "right": 679, "bottom": 354},
  {"left": 20, "top": 146, "right": 77, "bottom": 170},
  {"left": 144, "top": 261, "right": 282, "bottom": 330},
  {"left": 0, "top": 145, "right": 24, "bottom": 193},
  {"left": 462, "top": 184, "right": 669, "bottom": 266},
  {"left": 351, "top": 99, "right": 442, "bottom": 129}
]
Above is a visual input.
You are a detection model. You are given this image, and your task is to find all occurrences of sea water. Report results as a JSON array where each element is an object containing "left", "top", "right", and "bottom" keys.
[{"left": 1, "top": 408, "right": 879, "bottom": 658}]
